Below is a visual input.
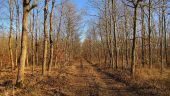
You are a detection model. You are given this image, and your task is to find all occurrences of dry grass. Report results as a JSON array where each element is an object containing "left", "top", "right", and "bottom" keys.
[
  {"left": 136, "top": 68, "right": 170, "bottom": 80},
  {"left": 136, "top": 67, "right": 170, "bottom": 94},
  {"left": 0, "top": 62, "right": 170, "bottom": 96},
  {"left": 103, "top": 67, "right": 170, "bottom": 96}
]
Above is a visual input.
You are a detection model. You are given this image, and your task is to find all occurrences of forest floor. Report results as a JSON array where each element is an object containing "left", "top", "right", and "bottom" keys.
[{"left": 0, "top": 61, "right": 170, "bottom": 96}]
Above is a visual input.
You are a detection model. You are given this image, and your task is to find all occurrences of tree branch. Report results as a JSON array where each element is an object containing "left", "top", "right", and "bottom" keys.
[
  {"left": 28, "top": 4, "right": 37, "bottom": 12},
  {"left": 122, "top": 0, "right": 135, "bottom": 8}
]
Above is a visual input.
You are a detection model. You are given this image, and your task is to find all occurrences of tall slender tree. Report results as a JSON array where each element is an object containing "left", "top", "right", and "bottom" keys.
[
  {"left": 16, "top": 0, "right": 37, "bottom": 87},
  {"left": 48, "top": 0, "right": 55, "bottom": 72},
  {"left": 8, "top": 0, "right": 14, "bottom": 71},
  {"left": 111, "top": 0, "right": 118, "bottom": 69},
  {"left": 140, "top": 4, "right": 146, "bottom": 67},
  {"left": 124, "top": 0, "right": 142, "bottom": 75},
  {"left": 35, "top": 9, "right": 39, "bottom": 66},
  {"left": 31, "top": 10, "right": 35, "bottom": 74},
  {"left": 42, "top": 0, "right": 49, "bottom": 75},
  {"left": 148, "top": 0, "right": 152, "bottom": 69},
  {"left": 14, "top": 0, "right": 20, "bottom": 68}
]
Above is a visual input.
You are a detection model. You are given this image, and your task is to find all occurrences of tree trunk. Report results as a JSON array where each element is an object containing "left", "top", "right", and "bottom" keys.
[
  {"left": 148, "top": 0, "right": 152, "bottom": 69},
  {"left": 35, "top": 9, "right": 39, "bottom": 66},
  {"left": 16, "top": 0, "right": 36, "bottom": 87},
  {"left": 112, "top": 0, "right": 118, "bottom": 69},
  {"left": 48, "top": 0, "right": 55, "bottom": 73},
  {"left": 42, "top": 0, "right": 49, "bottom": 75},
  {"left": 131, "top": 6, "right": 137, "bottom": 76},
  {"left": 124, "top": 5, "right": 129, "bottom": 68},
  {"left": 8, "top": 0, "right": 14, "bottom": 71},
  {"left": 31, "top": 10, "right": 35, "bottom": 74},
  {"left": 141, "top": 6, "right": 145, "bottom": 67},
  {"left": 14, "top": 0, "right": 20, "bottom": 68},
  {"left": 16, "top": 8, "right": 29, "bottom": 87},
  {"left": 163, "top": 0, "right": 168, "bottom": 66}
]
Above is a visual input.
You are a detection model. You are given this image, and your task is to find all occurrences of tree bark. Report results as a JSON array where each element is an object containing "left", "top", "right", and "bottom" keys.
[
  {"left": 112, "top": 0, "right": 118, "bottom": 69},
  {"left": 31, "top": 10, "right": 35, "bottom": 74},
  {"left": 131, "top": 5, "right": 137, "bottom": 76},
  {"left": 124, "top": 5, "right": 129, "bottom": 68},
  {"left": 8, "top": 0, "right": 14, "bottom": 71},
  {"left": 42, "top": 0, "right": 49, "bottom": 75},
  {"left": 141, "top": 6, "right": 145, "bottom": 67},
  {"left": 35, "top": 9, "right": 39, "bottom": 66},
  {"left": 48, "top": 0, "right": 55, "bottom": 73},
  {"left": 16, "top": 0, "right": 36, "bottom": 87},
  {"left": 148, "top": 0, "right": 152, "bottom": 69},
  {"left": 14, "top": 0, "right": 20, "bottom": 68},
  {"left": 163, "top": 0, "right": 168, "bottom": 66}
]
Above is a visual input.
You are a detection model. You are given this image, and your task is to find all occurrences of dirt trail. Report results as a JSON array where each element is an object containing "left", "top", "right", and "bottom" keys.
[
  {"left": 14, "top": 62, "right": 138, "bottom": 96},
  {"left": 0, "top": 61, "right": 168, "bottom": 95},
  {"left": 55, "top": 61, "right": 137, "bottom": 96}
]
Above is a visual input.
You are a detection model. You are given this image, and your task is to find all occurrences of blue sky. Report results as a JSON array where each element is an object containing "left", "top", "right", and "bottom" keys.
[
  {"left": 0, "top": 0, "right": 93, "bottom": 41},
  {"left": 69, "top": 0, "right": 92, "bottom": 42},
  {"left": 71, "top": 0, "right": 88, "bottom": 9}
]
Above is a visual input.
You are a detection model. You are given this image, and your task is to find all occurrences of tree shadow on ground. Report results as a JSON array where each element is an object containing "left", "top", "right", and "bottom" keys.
[{"left": 86, "top": 60, "right": 163, "bottom": 96}]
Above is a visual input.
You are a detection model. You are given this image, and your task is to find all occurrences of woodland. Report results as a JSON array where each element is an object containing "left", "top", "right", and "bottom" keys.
[{"left": 0, "top": 0, "right": 170, "bottom": 96}]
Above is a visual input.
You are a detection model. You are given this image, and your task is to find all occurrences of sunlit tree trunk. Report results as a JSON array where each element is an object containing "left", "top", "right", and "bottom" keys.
[
  {"left": 111, "top": 0, "right": 118, "bottom": 69},
  {"left": 42, "top": 0, "right": 49, "bottom": 75},
  {"left": 99, "top": 20, "right": 107, "bottom": 65},
  {"left": 16, "top": 0, "right": 37, "bottom": 87},
  {"left": 8, "top": 0, "right": 14, "bottom": 71},
  {"left": 124, "top": 5, "right": 129, "bottom": 68},
  {"left": 31, "top": 10, "right": 35, "bottom": 74},
  {"left": 48, "top": 0, "right": 55, "bottom": 72},
  {"left": 14, "top": 0, "right": 20, "bottom": 68}
]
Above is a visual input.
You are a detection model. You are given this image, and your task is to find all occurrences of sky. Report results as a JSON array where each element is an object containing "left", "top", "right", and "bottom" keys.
[
  {"left": 69, "top": 0, "right": 93, "bottom": 42},
  {"left": 38, "top": 0, "right": 93, "bottom": 42},
  {"left": 71, "top": 0, "right": 87, "bottom": 9},
  {"left": 0, "top": 0, "right": 94, "bottom": 41}
]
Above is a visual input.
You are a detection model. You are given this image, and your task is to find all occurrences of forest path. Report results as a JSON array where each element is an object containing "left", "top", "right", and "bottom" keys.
[
  {"left": 52, "top": 61, "right": 137, "bottom": 96},
  {"left": 14, "top": 61, "right": 138, "bottom": 96}
]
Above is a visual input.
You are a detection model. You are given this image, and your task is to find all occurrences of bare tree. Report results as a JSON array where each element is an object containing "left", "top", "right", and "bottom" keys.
[
  {"left": 140, "top": 4, "right": 146, "bottom": 67},
  {"left": 16, "top": 0, "right": 37, "bottom": 87},
  {"left": 8, "top": 0, "right": 14, "bottom": 71},
  {"left": 42, "top": 0, "right": 49, "bottom": 75},
  {"left": 48, "top": 0, "right": 55, "bottom": 73},
  {"left": 148, "top": 0, "right": 152, "bottom": 68},
  {"left": 124, "top": 0, "right": 142, "bottom": 75},
  {"left": 111, "top": 0, "right": 118, "bottom": 69},
  {"left": 31, "top": 10, "right": 35, "bottom": 74},
  {"left": 14, "top": 0, "right": 20, "bottom": 68},
  {"left": 35, "top": 9, "right": 39, "bottom": 67},
  {"left": 163, "top": 0, "right": 168, "bottom": 67}
]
